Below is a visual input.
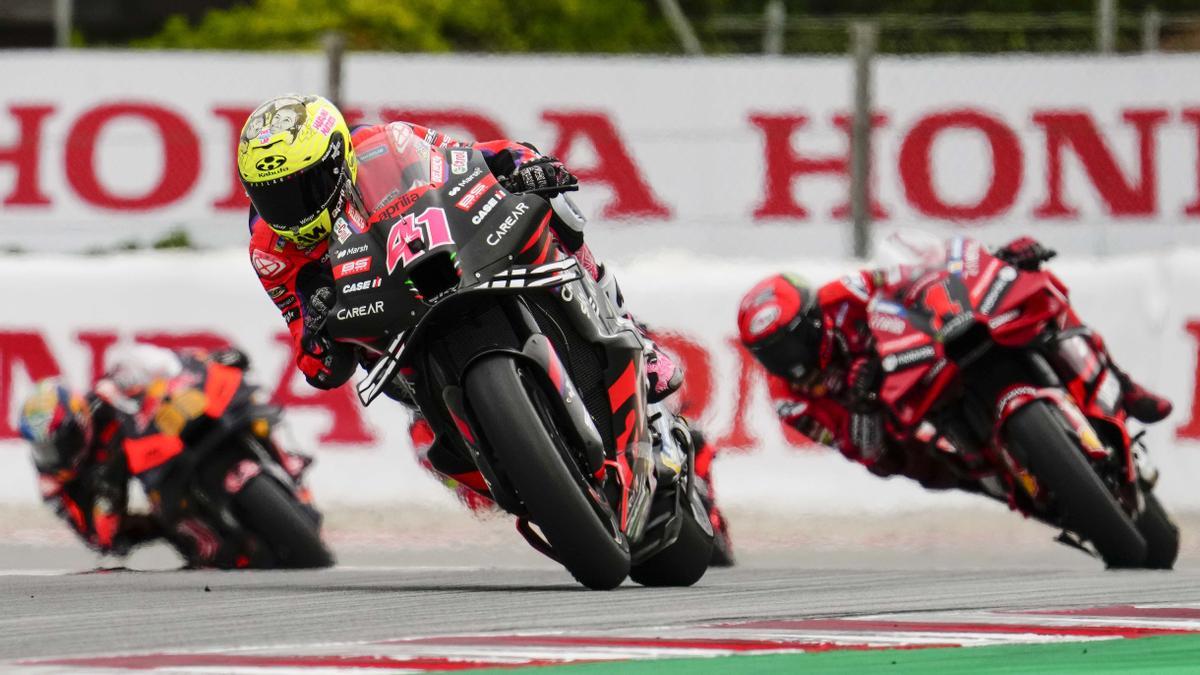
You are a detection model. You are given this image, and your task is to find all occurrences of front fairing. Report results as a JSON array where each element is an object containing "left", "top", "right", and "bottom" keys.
[{"left": 325, "top": 141, "right": 553, "bottom": 349}]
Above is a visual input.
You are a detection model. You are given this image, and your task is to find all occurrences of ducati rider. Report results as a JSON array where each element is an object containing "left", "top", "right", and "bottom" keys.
[
  {"left": 235, "top": 95, "right": 685, "bottom": 493},
  {"left": 736, "top": 237, "right": 1174, "bottom": 487}
]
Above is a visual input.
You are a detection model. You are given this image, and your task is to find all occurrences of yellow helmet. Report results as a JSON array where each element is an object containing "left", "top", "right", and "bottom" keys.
[{"left": 237, "top": 95, "right": 358, "bottom": 247}]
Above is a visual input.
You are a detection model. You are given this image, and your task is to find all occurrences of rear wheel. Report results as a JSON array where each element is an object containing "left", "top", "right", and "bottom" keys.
[
  {"left": 466, "top": 355, "right": 630, "bottom": 590},
  {"left": 1136, "top": 490, "right": 1180, "bottom": 570},
  {"left": 630, "top": 487, "right": 713, "bottom": 587},
  {"left": 235, "top": 474, "right": 334, "bottom": 569},
  {"left": 1005, "top": 401, "right": 1146, "bottom": 568}
]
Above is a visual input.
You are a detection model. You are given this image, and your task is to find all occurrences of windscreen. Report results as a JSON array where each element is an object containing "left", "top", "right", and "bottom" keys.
[
  {"left": 354, "top": 123, "right": 436, "bottom": 216},
  {"left": 873, "top": 229, "right": 948, "bottom": 271}
]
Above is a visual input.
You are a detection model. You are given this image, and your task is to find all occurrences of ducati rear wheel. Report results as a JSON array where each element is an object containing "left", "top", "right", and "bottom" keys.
[{"left": 1005, "top": 401, "right": 1147, "bottom": 568}]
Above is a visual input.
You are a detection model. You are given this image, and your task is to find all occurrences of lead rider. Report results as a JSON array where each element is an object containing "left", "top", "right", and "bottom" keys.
[{"left": 236, "top": 95, "right": 682, "bottom": 457}]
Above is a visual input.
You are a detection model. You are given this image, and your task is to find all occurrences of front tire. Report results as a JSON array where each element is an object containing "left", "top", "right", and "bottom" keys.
[
  {"left": 466, "top": 355, "right": 630, "bottom": 590},
  {"left": 235, "top": 474, "right": 334, "bottom": 569},
  {"left": 1005, "top": 401, "right": 1147, "bottom": 568}
]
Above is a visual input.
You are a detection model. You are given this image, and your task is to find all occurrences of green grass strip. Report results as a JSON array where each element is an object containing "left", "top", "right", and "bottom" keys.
[{"left": 478, "top": 634, "right": 1200, "bottom": 674}]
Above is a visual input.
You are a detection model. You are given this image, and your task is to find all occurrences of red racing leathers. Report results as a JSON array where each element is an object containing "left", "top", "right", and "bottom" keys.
[{"left": 764, "top": 261, "right": 1171, "bottom": 488}]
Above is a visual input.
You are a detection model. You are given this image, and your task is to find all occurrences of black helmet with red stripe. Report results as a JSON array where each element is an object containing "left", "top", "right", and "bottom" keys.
[
  {"left": 737, "top": 274, "right": 823, "bottom": 381},
  {"left": 18, "top": 379, "right": 94, "bottom": 475}
]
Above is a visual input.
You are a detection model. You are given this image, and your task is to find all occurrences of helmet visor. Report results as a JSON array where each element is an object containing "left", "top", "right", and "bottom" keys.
[
  {"left": 247, "top": 140, "right": 348, "bottom": 234},
  {"left": 30, "top": 418, "right": 88, "bottom": 473},
  {"left": 749, "top": 318, "right": 821, "bottom": 382}
]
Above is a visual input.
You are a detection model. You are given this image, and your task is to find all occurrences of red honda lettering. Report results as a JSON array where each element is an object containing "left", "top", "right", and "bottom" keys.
[
  {"left": 1182, "top": 109, "right": 1200, "bottom": 217},
  {"left": 542, "top": 111, "right": 671, "bottom": 219},
  {"left": 898, "top": 109, "right": 1023, "bottom": 220},
  {"left": 380, "top": 108, "right": 506, "bottom": 142},
  {"left": 0, "top": 332, "right": 62, "bottom": 439},
  {"left": 135, "top": 332, "right": 231, "bottom": 354},
  {"left": 76, "top": 331, "right": 120, "bottom": 385},
  {"left": 1032, "top": 109, "right": 1168, "bottom": 218},
  {"left": 749, "top": 112, "right": 888, "bottom": 220},
  {"left": 1175, "top": 319, "right": 1200, "bottom": 441},
  {"left": 0, "top": 105, "right": 54, "bottom": 206},
  {"left": 269, "top": 333, "right": 376, "bottom": 445},
  {"left": 211, "top": 106, "right": 254, "bottom": 210},
  {"left": 66, "top": 102, "right": 201, "bottom": 210}
]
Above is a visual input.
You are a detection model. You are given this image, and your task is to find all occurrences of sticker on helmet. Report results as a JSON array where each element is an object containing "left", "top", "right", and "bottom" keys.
[
  {"left": 255, "top": 155, "right": 287, "bottom": 172},
  {"left": 749, "top": 305, "right": 781, "bottom": 337},
  {"left": 312, "top": 108, "right": 336, "bottom": 135}
]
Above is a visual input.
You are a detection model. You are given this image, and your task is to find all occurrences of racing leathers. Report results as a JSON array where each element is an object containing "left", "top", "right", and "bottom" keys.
[
  {"left": 248, "top": 121, "right": 682, "bottom": 479},
  {"left": 748, "top": 239, "right": 1173, "bottom": 489}
]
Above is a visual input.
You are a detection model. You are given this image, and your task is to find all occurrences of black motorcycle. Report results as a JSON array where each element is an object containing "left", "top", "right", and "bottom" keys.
[
  {"left": 324, "top": 132, "right": 712, "bottom": 589},
  {"left": 122, "top": 353, "right": 333, "bottom": 569}
]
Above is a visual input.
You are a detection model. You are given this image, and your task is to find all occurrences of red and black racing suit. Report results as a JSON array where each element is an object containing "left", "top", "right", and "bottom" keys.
[
  {"left": 248, "top": 121, "right": 601, "bottom": 489},
  {"left": 36, "top": 397, "right": 159, "bottom": 556},
  {"left": 767, "top": 263, "right": 1170, "bottom": 489}
]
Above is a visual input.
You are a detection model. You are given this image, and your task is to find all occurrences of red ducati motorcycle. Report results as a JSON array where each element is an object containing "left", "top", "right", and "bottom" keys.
[{"left": 868, "top": 235, "right": 1178, "bottom": 568}]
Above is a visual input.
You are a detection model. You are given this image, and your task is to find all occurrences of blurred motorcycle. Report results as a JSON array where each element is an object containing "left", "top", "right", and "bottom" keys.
[
  {"left": 115, "top": 349, "right": 334, "bottom": 569},
  {"left": 867, "top": 233, "right": 1178, "bottom": 568}
]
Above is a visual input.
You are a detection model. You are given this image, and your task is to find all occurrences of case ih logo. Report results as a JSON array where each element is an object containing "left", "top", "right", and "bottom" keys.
[{"left": 333, "top": 256, "right": 371, "bottom": 279}]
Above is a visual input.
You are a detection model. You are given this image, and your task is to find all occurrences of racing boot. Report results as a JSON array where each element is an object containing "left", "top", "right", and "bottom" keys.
[
  {"left": 595, "top": 263, "right": 682, "bottom": 403},
  {"left": 1112, "top": 366, "right": 1173, "bottom": 424}
]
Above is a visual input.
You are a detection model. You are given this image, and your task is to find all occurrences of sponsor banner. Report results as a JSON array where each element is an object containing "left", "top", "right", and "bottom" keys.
[
  {"left": 0, "top": 248, "right": 1199, "bottom": 516},
  {"left": 2, "top": 52, "right": 1200, "bottom": 256}
]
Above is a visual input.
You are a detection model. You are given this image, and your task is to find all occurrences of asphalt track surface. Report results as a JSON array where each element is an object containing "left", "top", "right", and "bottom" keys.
[{"left": 4, "top": 506, "right": 1200, "bottom": 670}]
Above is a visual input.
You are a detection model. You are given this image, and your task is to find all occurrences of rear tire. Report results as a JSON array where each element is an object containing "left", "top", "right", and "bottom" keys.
[
  {"left": 1005, "top": 401, "right": 1146, "bottom": 568},
  {"left": 630, "top": 490, "right": 713, "bottom": 587},
  {"left": 466, "top": 355, "right": 630, "bottom": 590},
  {"left": 235, "top": 474, "right": 334, "bottom": 569},
  {"left": 1136, "top": 490, "right": 1180, "bottom": 570}
]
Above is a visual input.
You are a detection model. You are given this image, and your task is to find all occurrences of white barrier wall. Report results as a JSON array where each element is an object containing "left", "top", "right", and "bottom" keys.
[
  {"left": 0, "top": 51, "right": 1199, "bottom": 256},
  {"left": 0, "top": 247, "right": 1198, "bottom": 514}
]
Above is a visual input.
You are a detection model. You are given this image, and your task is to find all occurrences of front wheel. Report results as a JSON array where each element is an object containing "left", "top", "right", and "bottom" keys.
[
  {"left": 466, "top": 355, "right": 630, "bottom": 590},
  {"left": 235, "top": 474, "right": 334, "bottom": 569},
  {"left": 1005, "top": 401, "right": 1146, "bottom": 568}
]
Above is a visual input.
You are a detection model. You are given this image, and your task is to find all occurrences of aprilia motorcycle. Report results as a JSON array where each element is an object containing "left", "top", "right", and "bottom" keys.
[
  {"left": 323, "top": 126, "right": 713, "bottom": 589},
  {"left": 120, "top": 353, "right": 333, "bottom": 569},
  {"left": 867, "top": 234, "right": 1178, "bottom": 568}
]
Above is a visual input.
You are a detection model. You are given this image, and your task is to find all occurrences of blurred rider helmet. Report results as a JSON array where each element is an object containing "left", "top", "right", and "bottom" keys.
[
  {"left": 18, "top": 379, "right": 94, "bottom": 475},
  {"left": 737, "top": 274, "right": 824, "bottom": 382},
  {"left": 237, "top": 94, "right": 358, "bottom": 248}
]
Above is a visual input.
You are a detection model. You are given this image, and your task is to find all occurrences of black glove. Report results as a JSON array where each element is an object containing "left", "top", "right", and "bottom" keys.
[
  {"left": 846, "top": 356, "right": 881, "bottom": 410},
  {"left": 298, "top": 287, "right": 355, "bottom": 389},
  {"left": 995, "top": 236, "right": 1056, "bottom": 271},
  {"left": 211, "top": 347, "right": 250, "bottom": 370},
  {"left": 500, "top": 156, "right": 579, "bottom": 196}
]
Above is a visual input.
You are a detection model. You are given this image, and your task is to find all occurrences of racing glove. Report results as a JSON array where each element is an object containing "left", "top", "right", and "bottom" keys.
[
  {"left": 298, "top": 287, "right": 356, "bottom": 389},
  {"left": 995, "top": 236, "right": 1056, "bottom": 271},
  {"left": 846, "top": 356, "right": 885, "bottom": 461},
  {"left": 500, "top": 156, "right": 579, "bottom": 197}
]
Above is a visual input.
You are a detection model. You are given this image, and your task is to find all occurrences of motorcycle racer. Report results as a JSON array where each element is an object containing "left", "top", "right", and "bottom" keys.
[
  {"left": 736, "top": 236, "right": 1173, "bottom": 487},
  {"left": 17, "top": 345, "right": 251, "bottom": 560},
  {"left": 237, "top": 94, "right": 681, "bottom": 404}
]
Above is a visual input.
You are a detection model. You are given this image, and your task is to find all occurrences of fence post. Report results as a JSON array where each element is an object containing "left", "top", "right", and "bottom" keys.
[
  {"left": 656, "top": 0, "right": 704, "bottom": 56},
  {"left": 53, "top": 0, "right": 72, "bottom": 48},
  {"left": 763, "top": 0, "right": 786, "bottom": 56},
  {"left": 1142, "top": 8, "right": 1162, "bottom": 52},
  {"left": 850, "top": 22, "right": 877, "bottom": 260},
  {"left": 1096, "top": 0, "right": 1118, "bottom": 53},
  {"left": 323, "top": 32, "right": 346, "bottom": 108}
]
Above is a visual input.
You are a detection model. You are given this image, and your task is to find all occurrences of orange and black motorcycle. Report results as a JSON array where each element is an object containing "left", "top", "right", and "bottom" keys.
[{"left": 118, "top": 352, "right": 333, "bottom": 569}]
